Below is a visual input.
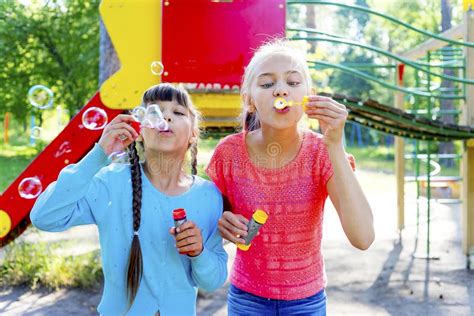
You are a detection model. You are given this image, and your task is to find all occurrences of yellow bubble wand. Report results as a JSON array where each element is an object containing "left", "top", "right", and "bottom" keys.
[{"left": 273, "top": 96, "right": 310, "bottom": 111}]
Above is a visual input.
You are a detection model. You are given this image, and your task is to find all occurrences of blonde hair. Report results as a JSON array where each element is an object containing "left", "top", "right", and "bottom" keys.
[{"left": 240, "top": 39, "right": 312, "bottom": 131}]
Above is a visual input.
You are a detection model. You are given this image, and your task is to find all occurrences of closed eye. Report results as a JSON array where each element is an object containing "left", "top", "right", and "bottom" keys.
[
  {"left": 260, "top": 82, "right": 274, "bottom": 88},
  {"left": 174, "top": 111, "right": 185, "bottom": 116},
  {"left": 288, "top": 81, "right": 301, "bottom": 86}
]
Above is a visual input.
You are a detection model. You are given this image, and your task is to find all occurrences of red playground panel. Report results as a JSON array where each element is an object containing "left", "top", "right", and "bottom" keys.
[
  {"left": 162, "top": 0, "right": 286, "bottom": 86},
  {"left": 0, "top": 92, "right": 123, "bottom": 246},
  {"left": 0, "top": 0, "right": 287, "bottom": 246}
]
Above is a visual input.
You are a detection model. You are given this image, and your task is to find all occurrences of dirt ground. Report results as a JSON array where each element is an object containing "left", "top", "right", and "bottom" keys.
[{"left": 1, "top": 170, "right": 473, "bottom": 315}]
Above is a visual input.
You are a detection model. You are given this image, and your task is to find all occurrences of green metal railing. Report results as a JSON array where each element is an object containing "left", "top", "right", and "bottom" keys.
[
  {"left": 309, "top": 60, "right": 464, "bottom": 100},
  {"left": 290, "top": 33, "right": 474, "bottom": 85},
  {"left": 288, "top": 28, "right": 466, "bottom": 70},
  {"left": 287, "top": 0, "right": 474, "bottom": 47}
]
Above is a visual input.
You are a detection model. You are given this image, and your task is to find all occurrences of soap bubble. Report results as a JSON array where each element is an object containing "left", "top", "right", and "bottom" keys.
[
  {"left": 28, "top": 85, "right": 54, "bottom": 110},
  {"left": 131, "top": 106, "right": 146, "bottom": 123},
  {"left": 151, "top": 61, "right": 164, "bottom": 76},
  {"left": 18, "top": 177, "right": 42, "bottom": 199},
  {"left": 30, "top": 126, "right": 43, "bottom": 139},
  {"left": 142, "top": 104, "right": 168, "bottom": 131},
  {"left": 82, "top": 107, "right": 108, "bottom": 130},
  {"left": 108, "top": 151, "right": 129, "bottom": 172}
]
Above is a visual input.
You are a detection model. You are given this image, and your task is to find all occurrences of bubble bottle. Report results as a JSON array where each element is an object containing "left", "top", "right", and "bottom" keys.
[
  {"left": 173, "top": 208, "right": 188, "bottom": 255},
  {"left": 236, "top": 209, "right": 268, "bottom": 251}
]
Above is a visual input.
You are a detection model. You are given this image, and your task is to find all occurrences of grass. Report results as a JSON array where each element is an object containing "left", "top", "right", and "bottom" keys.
[
  {"left": 346, "top": 145, "right": 395, "bottom": 172},
  {"left": 0, "top": 144, "right": 40, "bottom": 191},
  {"left": 0, "top": 241, "right": 102, "bottom": 290},
  {"left": 197, "top": 134, "right": 220, "bottom": 153}
]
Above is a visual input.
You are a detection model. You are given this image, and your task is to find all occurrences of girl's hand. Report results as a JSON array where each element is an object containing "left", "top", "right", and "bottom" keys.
[
  {"left": 98, "top": 114, "right": 140, "bottom": 156},
  {"left": 169, "top": 221, "right": 203, "bottom": 257},
  {"left": 304, "top": 96, "right": 348, "bottom": 146},
  {"left": 218, "top": 211, "right": 249, "bottom": 244}
]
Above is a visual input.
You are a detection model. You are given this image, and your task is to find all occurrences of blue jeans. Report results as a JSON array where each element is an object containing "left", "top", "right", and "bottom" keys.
[{"left": 228, "top": 284, "right": 327, "bottom": 316}]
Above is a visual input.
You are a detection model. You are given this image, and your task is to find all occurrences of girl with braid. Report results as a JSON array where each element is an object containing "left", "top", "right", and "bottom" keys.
[{"left": 31, "top": 83, "right": 228, "bottom": 315}]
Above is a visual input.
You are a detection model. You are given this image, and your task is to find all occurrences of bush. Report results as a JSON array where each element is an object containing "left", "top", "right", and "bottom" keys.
[{"left": 0, "top": 241, "right": 102, "bottom": 290}]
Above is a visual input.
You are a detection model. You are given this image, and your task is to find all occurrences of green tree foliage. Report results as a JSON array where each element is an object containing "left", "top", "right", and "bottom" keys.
[
  {"left": 328, "top": 0, "right": 377, "bottom": 101},
  {"left": 328, "top": 46, "right": 376, "bottom": 100},
  {"left": 0, "top": 0, "right": 100, "bottom": 126}
]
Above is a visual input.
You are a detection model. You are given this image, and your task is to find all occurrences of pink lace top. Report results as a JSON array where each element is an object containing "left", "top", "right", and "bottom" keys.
[{"left": 206, "top": 130, "right": 354, "bottom": 300}]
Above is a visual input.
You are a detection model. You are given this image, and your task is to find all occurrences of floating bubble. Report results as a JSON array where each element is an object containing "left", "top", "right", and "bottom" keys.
[
  {"left": 151, "top": 61, "right": 164, "bottom": 76},
  {"left": 146, "top": 104, "right": 164, "bottom": 119},
  {"left": 18, "top": 177, "right": 42, "bottom": 199},
  {"left": 142, "top": 104, "right": 169, "bottom": 131},
  {"left": 110, "top": 151, "right": 128, "bottom": 163},
  {"left": 156, "top": 120, "right": 168, "bottom": 131},
  {"left": 82, "top": 107, "right": 108, "bottom": 130},
  {"left": 30, "top": 126, "right": 43, "bottom": 139},
  {"left": 141, "top": 119, "right": 152, "bottom": 129},
  {"left": 131, "top": 106, "right": 146, "bottom": 123},
  {"left": 28, "top": 85, "right": 54, "bottom": 109},
  {"left": 108, "top": 151, "right": 129, "bottom": 172}
]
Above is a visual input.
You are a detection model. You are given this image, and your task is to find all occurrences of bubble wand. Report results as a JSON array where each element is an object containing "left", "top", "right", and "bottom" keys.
[{"left": 273, "top": 96, "right": 310, "bottom": 110}]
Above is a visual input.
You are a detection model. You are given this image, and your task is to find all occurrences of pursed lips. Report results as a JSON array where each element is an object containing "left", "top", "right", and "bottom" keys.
[
  {"left": 274, "top": 106, "right": 290, "bottom": 114},
  {"left": 159, "top": 129, "right": 173, "bottom": 135}
]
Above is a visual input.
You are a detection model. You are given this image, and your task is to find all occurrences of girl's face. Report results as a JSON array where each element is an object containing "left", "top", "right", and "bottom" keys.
[
  {"left": 141, "top": 99, "right": 194, "bottom": 155},
  {"left": 248, "top": 53, "right": 308, "bottom": 130}
]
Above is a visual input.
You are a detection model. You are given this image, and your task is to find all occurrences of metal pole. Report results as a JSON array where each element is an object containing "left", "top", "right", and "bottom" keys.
[
  {"left": 395, "top": 63, "right": 405, "bottom": 235},
  {"left": 462, "top": 4, "right": 474, "bottom": 268}
]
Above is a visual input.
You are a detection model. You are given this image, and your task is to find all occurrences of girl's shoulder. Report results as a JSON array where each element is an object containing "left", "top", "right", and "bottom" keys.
[
  {"left": 304, "top": 129, "right": 324, "bottom": 142},
  {"left": 303, "top": 129, "right": 326, "bottom": 149},
  {"left": 192, "top": 175, "right": 222, "bottom": 194},
  {"left": 189, "top": 175, "right": 223, "bottom": 205},
  {"left": 300, "top": 129, "right": 331, "bottom": 162},
  {"left": 217, "top": 132, "right": 244, "bottom": 147}
]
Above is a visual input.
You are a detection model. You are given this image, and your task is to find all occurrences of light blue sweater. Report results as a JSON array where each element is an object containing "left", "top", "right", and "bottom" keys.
[{"left": 30, "top": 144, "right": 228, "bottom": 316}]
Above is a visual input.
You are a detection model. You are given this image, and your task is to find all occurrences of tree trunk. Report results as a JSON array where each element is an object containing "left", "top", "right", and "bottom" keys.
[
  {"left": 99, "top": 18, "right": 120, "bottom": 87},
  {"left": 306, "top": 5, "right": 317, "bottom": 53},
  {"left": 439, "top": 0, "right": 455, "bottom": 167}
]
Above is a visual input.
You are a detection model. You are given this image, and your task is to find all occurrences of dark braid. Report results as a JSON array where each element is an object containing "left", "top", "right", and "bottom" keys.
[
  {"left": 190, "top": 142, "right": 198, "bottom": 176},
  {"left": 126, "top": 141, "right": 143, "bottom": 308}
]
